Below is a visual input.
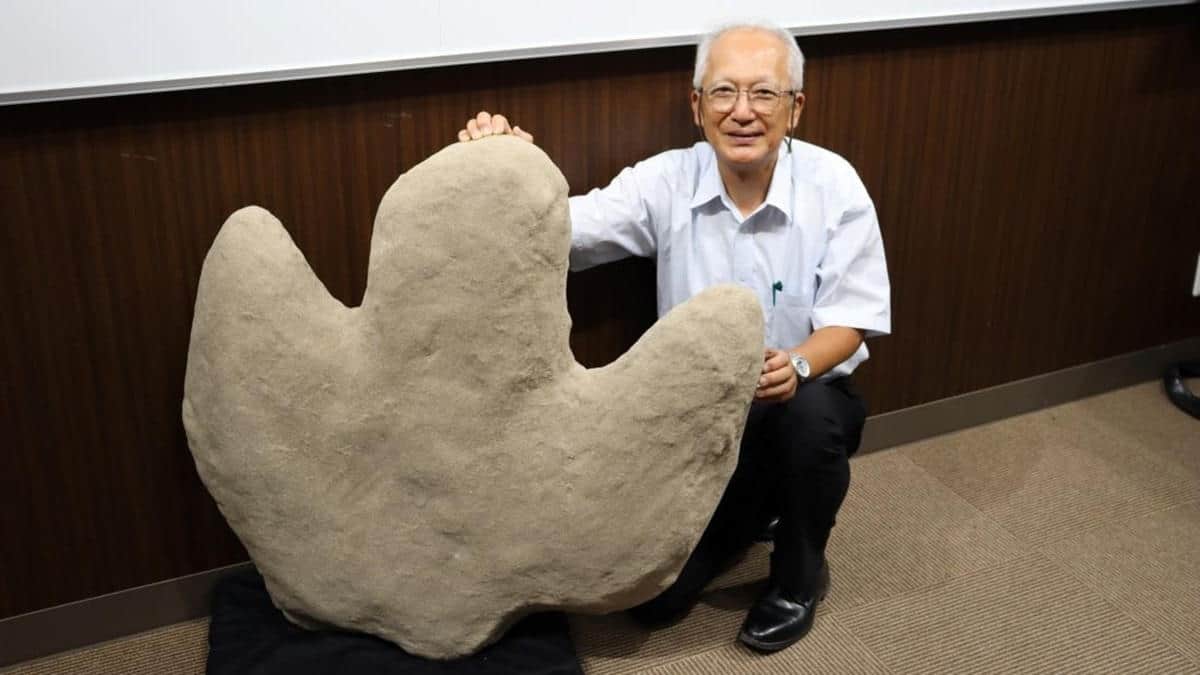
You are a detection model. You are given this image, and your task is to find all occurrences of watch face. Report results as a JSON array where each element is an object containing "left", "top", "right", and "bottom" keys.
[{"left": 791, "top": 354, "right": 810, "bottom": 378}]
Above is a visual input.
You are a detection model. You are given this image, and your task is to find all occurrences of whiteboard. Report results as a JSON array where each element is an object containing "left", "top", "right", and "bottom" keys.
[{"left": 0, "top": 0, "right": 1190, "bottom": 105}]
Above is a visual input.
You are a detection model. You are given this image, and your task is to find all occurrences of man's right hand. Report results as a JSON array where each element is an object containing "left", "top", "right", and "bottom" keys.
[{"left": 457, "top": 111, "right": 534, "bottom": 144}]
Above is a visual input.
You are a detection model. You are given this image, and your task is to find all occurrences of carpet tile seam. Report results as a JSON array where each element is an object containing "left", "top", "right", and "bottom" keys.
[
  {"left": 840, "top": 456, "right": 1029, "bottom": 561},
  {"left": 1016, "top": 501, "right": 1200, "bottom": 553},
  {"left": 822, "top": 612, "right": 898, "bottom": 675},
  {"left": 822, "top": 546, "right": 1036, "bottom": 611},
  {"left": 1032, "top": 504, "right": 1200, "bottom": 670},
  {"left": 899, "top": 402, "right": 1199, "bottom": 499},
  {"left": 834, "top": 553, "right": 1093, "bottom": 628},
  {"left": 959, "top": 470, "right": 1198, "bottom": 550},
  {"left": 1011, "top": 550, "right": 1193, "bottom": 668},
  {"left": 883, "top": 447, "right": 1032, "bottom": 542},
  {"left": 827, "top": 451, "right": 1040, "bottom": 618},
  {"left": 826, "top": 552, "right": 1045, "bottom": 628},
  {"left": 973, "top": 469, "right": 1194, "bottom": 522},
  {"left": 822, "top": 549, "right": 1023, "bottom": 616},
  {"left": 1031, "top": 496, "right": 1200, "bottom": 550}
]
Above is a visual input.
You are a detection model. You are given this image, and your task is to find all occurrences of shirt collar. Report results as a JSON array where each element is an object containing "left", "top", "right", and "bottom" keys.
[
  {"left": 689, "top": 148, "right": 793, "bottom": 224},
  {"left": 689, "top": 154, "right": 725, "bottom": 210}
]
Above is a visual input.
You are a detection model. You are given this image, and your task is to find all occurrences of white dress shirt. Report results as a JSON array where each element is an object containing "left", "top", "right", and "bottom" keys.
[{"left": 568, "top": 140, "right": 891, "bottom": 378}]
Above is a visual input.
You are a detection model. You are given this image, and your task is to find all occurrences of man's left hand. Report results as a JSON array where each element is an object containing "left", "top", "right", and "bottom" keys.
[{"left": 755, "top": 348, "right": 797, "bottom": 403}]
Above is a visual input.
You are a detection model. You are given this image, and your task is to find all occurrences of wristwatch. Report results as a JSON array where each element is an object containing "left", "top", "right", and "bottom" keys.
[{"left": 789, "top": 353, "right": 811, "bottom": 383}]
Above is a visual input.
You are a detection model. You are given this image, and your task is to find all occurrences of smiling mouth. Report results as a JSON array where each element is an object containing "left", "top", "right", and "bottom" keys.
[{"left": 726, "top": 131, "right": 763, "bottom": 143}]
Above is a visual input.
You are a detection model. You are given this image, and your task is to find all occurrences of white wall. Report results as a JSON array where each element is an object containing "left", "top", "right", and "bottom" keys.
[{"left": 0, "top": 0, "right": 1190, "bottom": 105}]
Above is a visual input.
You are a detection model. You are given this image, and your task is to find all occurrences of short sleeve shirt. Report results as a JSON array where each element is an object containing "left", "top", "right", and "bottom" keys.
[{"left": 567, "top": 140, "right": 891, "bottom": 378}]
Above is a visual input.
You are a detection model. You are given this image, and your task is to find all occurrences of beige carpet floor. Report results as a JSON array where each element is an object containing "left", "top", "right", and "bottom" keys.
[{"left": 6, "top": 381, "right": 1198, "bottom": 674}]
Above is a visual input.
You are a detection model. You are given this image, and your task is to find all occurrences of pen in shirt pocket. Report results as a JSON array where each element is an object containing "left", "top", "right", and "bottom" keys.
[{"left": 772, "top": 281, "right": 783, "bottom": 306}]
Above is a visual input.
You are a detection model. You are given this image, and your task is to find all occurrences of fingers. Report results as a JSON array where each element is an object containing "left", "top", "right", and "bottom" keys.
[
  {"left": 465, "top": 111, "right": 493, "bottom": 140},
  {"left": 490, "top": 114, "right": 512, "bottom": 135},
  {"left": 762, "top": 348, "right": 790, "bottom": 373},
  {"left": 472, "top": 111, "right": 510, "bottom": 138},
  {"left": 755, "top": 372, "right": 796, "bottom": 400},
  {"left": 458, "top": 111, "right": 490, "bottom": 141},
  {"left": 457, "top": 111, "right": 535, "bottom": 143},
  {"left": 757, "top": 363, "right": 793, "bottom": 391},
  {"left": 756, "top": 348, "right": 796, "bottom": 401},
  {"left": 755, "top": 384, "right": 797, "bottom": 403},
  {"left": 476, "top": 110, "right": 496, "bottom": 135}
]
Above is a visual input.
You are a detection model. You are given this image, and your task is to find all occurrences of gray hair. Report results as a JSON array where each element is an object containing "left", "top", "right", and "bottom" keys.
[{"left": 693, "top": 21, "right": 805, "bottom": 92}]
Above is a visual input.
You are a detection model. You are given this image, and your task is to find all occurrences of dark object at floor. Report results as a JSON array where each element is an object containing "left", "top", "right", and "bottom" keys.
[
  {"left": 738, "top": 558, "right": 829, "bottom": 652},
  {"left": 1163, "top": 361, "right": 1200, "bottom": 420},
  {"left": 206, "top": 567, "right": 583, "bottom": 675},
  {"left": 756, "top": 516, "right": 780, "bottom": 543}
]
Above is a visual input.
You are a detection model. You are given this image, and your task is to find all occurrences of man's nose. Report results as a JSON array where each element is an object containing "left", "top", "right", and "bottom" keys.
[{"left": 730, "top": 91, "right": 756, "bottom": 120}]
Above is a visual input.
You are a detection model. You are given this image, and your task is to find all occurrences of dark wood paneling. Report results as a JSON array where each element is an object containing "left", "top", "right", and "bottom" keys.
[
  {"left": 1, "top": 7, "right": 1197, "bottom": 618},
  {"left": 797, "top": 9, "right": 1200, "bottom": 410}
]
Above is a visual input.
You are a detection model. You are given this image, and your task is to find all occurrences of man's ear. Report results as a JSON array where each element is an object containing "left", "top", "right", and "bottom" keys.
[
  {"left": 690, "top": 89, "right": 703, "bottom": 128},
  {"left": 790, "top": 92, "right": 806, "bottom": 132}
]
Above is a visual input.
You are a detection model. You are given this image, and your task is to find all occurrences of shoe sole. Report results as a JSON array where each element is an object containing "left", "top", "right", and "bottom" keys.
[{"left": 737, "top": 622, "right": 815, "bottom": 652}]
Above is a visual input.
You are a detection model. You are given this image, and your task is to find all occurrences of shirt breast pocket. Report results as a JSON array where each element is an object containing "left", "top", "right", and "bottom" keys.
[{"left": 768, "top": 290, "right": 814, "bottom": 349}]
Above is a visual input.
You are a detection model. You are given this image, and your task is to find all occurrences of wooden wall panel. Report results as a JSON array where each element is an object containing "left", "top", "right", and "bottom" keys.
[
  {"left": 1, "top": 7, "right": 1197, "bottom": 618},
  {"left": 799, "top": 10, "right": 1200, "bottom": 409}
]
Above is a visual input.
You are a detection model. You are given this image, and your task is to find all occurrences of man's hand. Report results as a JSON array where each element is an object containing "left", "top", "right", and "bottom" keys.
[
  {"left": 457, "top": 111, "right": 534, "bottom": 143},
  {"left": 755, "top": 348, "right": 798, "bottom": 403}
]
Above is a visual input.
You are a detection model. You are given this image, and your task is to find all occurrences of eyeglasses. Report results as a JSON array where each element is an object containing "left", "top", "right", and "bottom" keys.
[{"left": 699, "top": 85, "right": 796, "bottom": 115}]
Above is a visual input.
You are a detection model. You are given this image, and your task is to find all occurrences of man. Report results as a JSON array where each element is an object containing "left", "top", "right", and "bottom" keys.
[{"left": 458, "top": 21, "right": 890, "bottom": 652}]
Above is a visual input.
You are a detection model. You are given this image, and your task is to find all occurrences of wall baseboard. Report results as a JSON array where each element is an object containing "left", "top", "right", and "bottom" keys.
[
  {"left": 0, "top": 561, "right": 251, "bottom": 668},
  {"left": 858, "top": 337, "right": 1199, "bottom": 453},
  {"left": 2, "top": 337, "right": 1196, "bottom": 669}
]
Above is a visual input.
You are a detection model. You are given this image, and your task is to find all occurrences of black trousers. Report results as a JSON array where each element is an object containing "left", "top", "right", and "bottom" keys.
[{"left": 637, "top": 377, "right": 867, "bottom": 618}]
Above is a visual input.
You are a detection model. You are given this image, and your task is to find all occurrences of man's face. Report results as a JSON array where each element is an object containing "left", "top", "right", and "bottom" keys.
[{"left": 690, "top": 29, "right": 804, "bottom": 174}]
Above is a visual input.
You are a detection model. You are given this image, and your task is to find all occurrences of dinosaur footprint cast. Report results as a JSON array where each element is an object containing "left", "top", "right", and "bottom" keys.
[{"left": 183, "top": 136, "right": 763, "bottom": 659}]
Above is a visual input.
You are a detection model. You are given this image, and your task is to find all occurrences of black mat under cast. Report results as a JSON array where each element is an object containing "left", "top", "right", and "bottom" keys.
[{"left": 206, "top": 567, "right": 583, "bottom": 675}]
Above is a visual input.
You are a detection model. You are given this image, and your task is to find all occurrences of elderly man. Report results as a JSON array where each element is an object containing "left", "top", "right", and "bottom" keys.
[{"left": 458, "top": 21, "right": 890, "bottom": 652}]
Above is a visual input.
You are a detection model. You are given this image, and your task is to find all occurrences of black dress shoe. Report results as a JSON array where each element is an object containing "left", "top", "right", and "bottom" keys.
[
  {"left": 737, "top": 586, "right": 817, "bottom": 651},
  {"left": 739, "top": 562, "right": 830, "bottom": 652}
]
